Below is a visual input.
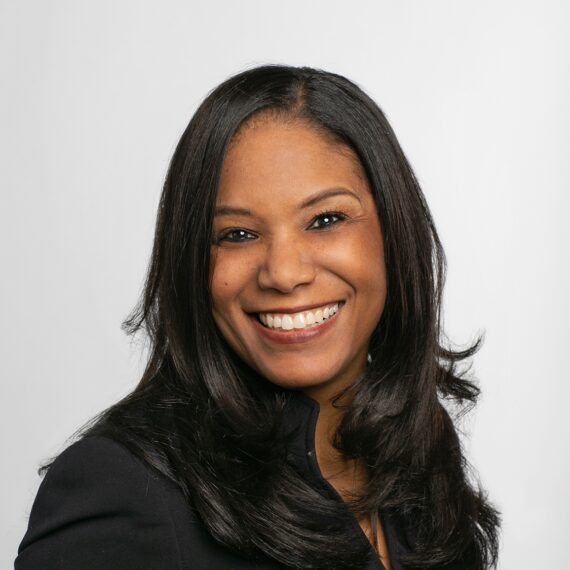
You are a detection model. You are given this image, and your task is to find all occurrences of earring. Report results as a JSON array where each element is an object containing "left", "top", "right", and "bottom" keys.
[{"left": 367, "top": 352, "right": 372, "bottom": 364}]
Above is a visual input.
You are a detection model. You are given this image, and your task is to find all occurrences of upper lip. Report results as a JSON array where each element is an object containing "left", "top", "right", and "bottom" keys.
[{"left": 249, "top": 301, "right": 343, "bottom": 315}]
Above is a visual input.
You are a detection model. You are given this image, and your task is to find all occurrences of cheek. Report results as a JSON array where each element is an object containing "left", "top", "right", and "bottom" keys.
[
  {"left": 326, "top": 225, "right": 385, "bottom": 279},
  {"left": 361, "top": 231, "right": 388, "bottom": 317},
  {"left": 209, "top": 253, "right": 225, "bottom": 312},
  {"left": 209, "top": 252, "right": 262, "bottom": 366},
  {"left": 210, "top": 250, "right": 258, "bottom": 322},
  {"left": 210, "top": 254, "right": 236, "bottom": 318},
  {"left": 325, "top": 226, "right": 387, "bottom": 316}
]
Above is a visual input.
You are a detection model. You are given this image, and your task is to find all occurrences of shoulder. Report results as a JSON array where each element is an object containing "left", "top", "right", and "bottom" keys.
[
  {"left": 15, "top": 436, "right": 193, "bottom": 569},
  {"left": 32, "top": 435, "right": 162, "bottom": 499}
]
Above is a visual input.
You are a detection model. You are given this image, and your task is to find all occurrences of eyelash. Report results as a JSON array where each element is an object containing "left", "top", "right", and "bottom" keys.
[
  {"left": 310, "top": 210, "right": 347, "bottom": 230},
  {"left": 215, "top": 210, "right": 348, "bottom": 244},
  {"left": 215, "top": 228, "right": 256, "bottom": 244}
]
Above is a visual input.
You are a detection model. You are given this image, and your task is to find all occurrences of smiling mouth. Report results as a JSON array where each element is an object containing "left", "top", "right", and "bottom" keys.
[{"left": 256, "top": 301, "right": 342, "bottom": 331}]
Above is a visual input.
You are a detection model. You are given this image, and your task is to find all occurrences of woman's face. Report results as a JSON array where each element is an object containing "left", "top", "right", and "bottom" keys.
[{"left": 210, "top": 118, "right": 387, "bottom": 400}]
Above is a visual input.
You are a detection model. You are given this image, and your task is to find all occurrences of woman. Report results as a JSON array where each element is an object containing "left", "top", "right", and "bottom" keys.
[{"left": 16, "top": 65, "right": 500, "bottom": 569}]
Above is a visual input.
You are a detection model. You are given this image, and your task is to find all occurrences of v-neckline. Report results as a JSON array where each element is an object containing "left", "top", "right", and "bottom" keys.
[{"left": 287, "top": 390, "right": 400, "bottom": 570}]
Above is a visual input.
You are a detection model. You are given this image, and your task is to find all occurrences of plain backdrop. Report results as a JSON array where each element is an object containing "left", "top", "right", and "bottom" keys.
[{"left": 1, "top": 1, "right": 569, "bottom": 568}]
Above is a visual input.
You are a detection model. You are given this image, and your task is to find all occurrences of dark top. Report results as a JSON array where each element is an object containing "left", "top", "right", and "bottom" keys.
[{"left": 15, "top": 392, "right": 414, "bottom": 569}]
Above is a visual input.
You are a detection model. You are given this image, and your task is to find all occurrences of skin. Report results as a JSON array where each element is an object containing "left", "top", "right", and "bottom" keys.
[{"left": 210, "top": 118, "right": 390, "bottom": 567}]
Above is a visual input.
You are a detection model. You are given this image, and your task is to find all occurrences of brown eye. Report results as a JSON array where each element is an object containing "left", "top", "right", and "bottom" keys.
[
  {"left": 309, "top": 212, "right": 346, "bottom": 230},
  {"left": 217, "top": 228, "right": 257, "bottom": 243}
]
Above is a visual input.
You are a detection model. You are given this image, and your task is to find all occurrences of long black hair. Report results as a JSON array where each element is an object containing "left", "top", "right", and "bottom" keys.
[{"left": 64, "top": 65, "right": 500, "bottom": 568}]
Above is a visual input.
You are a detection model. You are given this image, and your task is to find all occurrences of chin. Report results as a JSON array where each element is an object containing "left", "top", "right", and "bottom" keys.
[{"left": 255, "top": 359, "right": 354, "bottom": 396}]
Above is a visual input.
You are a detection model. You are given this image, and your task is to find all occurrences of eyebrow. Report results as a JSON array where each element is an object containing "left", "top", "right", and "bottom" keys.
[
  {"left": 214, "top": 206, "right": 252, "bottom": 217},
  {"left": 214, "top": 187, "right": 361, "bottom": 217},
  {"left": 299, "top": 187, "right": 361, "bottom": 209}
]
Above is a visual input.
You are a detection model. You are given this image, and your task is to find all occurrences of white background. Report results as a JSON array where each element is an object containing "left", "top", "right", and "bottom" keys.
[{"left": 1, "top": 1, "right": 569, "bottom": 568}]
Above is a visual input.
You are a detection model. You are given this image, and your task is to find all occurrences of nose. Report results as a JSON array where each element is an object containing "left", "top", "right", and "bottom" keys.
[{"left": 257, "top": 236, "right": 316, "bottom": 293}]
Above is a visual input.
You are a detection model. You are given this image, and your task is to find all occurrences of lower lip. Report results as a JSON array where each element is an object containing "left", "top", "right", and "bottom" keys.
[{"left": 250, "top": 303, "right": 344, "bottom": 345}]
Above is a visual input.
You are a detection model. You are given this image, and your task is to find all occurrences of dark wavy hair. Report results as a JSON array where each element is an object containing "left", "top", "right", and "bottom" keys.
[{"left": 62, "top": 65, "right": 500, "bottom": 569}]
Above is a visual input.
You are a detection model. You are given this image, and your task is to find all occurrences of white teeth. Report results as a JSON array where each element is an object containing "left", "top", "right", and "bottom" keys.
[
  {"left": 281, "top": 315, "right": 294, "bottom": 330},
  {"left": 293, "top": 313, "right": 306, "bottom": 329},
  {"left": 258, "top": 302, "right": 341, "bottom": 331}
]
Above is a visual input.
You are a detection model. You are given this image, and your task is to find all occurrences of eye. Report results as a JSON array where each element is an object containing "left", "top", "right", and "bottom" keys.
[
  {"left": 215, "top": 228, "right": 257, "bottom": 244},
  {"left": 308, "top": 211, "right": 347, "bottom": 230}
]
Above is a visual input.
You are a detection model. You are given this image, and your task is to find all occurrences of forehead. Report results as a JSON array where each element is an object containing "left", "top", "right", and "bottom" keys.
[{"left": 217, "top": 118, "right": 369, "bottom": 206}]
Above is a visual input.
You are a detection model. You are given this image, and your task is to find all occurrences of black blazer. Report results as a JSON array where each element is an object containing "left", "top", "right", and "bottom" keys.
[{"left": 15, "top": 393, "right": 414, "bottom": 570}]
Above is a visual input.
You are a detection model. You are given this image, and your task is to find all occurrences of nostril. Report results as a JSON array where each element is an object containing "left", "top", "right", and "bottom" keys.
[{"left": 257, "top": 252, "right": 316, "bottom": 293}]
